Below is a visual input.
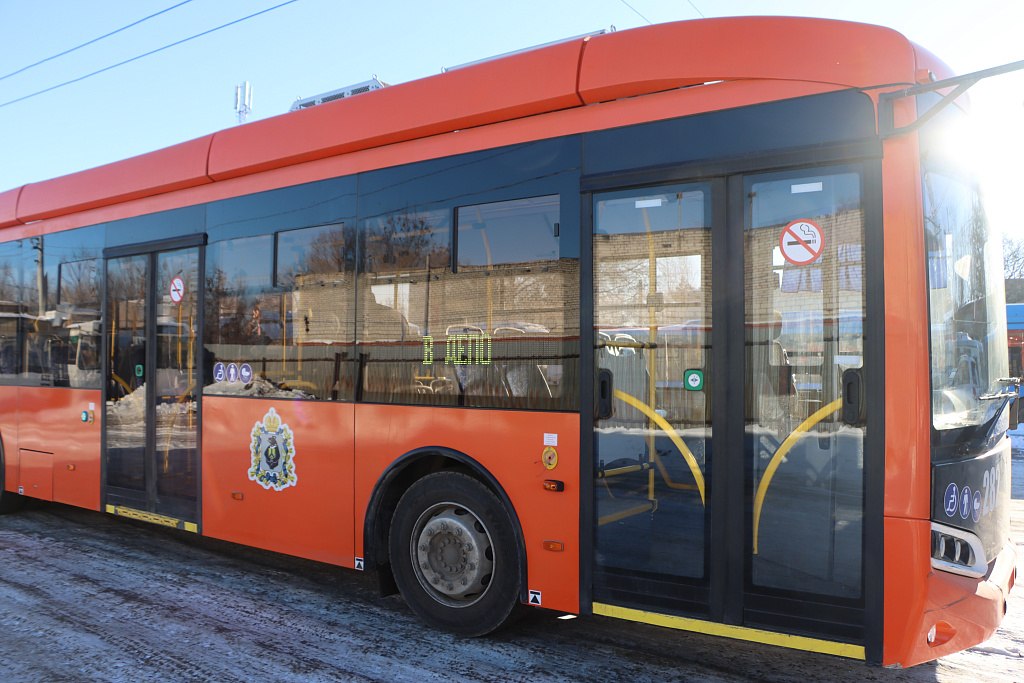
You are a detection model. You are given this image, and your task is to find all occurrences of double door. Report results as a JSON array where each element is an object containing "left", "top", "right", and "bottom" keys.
[
  {"left": 591, "top": 166, "right": 871, "bottom": 642},
  {"left": 103, "top": 242, "right": 201, "bottom": 527}
]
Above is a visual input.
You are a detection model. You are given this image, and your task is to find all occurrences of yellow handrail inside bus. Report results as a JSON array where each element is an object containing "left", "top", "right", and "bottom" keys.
[
  {"left": 110, "top": 371, "right": 132, "bottom": 394},
  {"left": 752, "top": 397, "right": 843, "bottom": 554},
  {"left": 613, "top": 388, "right": 705, "bottom": 505},
  {"left": 651, "top": 451, "right": 698, "bottom": 492}
]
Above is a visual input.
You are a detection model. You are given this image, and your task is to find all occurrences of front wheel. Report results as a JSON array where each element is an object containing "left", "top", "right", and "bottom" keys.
[{"left": 389, "top": 471, "right": 521, "bottom": 636}]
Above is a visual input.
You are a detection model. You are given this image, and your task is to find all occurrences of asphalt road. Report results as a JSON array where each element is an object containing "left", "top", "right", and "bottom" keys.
[{"left": 0, "top": 500, "right": 1021, "bottom": 683}]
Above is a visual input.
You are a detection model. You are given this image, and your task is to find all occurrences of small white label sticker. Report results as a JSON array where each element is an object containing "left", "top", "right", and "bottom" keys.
[
  {"left": 528, "top": 589, "right": 542, "bottom": 606},
  {"left": 88, "top": 402, "right": 95, "bottom": 411},
  {"left": 791, "top": 182, "right": 823, "bottom": 194},
  {"left": 355, "top": 557, "right": 364, "bottom": 571},
  {"left": 543, "top": 433, "right": 558, "bottom": 447},
  {"left": 634, "top": 198, "right": 663, "bottom": 209}
]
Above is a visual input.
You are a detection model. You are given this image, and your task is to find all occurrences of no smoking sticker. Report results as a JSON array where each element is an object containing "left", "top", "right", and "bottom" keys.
[
  {"left": 169, "top": 276, "right": 185, "bottom": 304},
  {"left": 779, "top": 219, "right": 825, "bottom": 266}
]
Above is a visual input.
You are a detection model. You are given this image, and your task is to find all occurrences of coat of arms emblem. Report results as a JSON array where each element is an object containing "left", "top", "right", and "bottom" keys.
[{"left": 248, "top": 408, "right": 297, "bottom": 491}]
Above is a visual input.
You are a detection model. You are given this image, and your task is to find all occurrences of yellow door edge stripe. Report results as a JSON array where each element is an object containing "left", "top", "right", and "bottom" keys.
[
  {"left": 105, "top": 504, "right": 198, "bottom": 534},
  {"left": 612, "top": 389, "right": 706, "bottom": 504},
  {"left": 592, "top": 602, "right": 865, "bottom": 660}
]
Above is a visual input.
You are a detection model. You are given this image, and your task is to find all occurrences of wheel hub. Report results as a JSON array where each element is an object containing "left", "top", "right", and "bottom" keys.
[{"left": 412, "top": 503, "right": 494, "bottom": 607}]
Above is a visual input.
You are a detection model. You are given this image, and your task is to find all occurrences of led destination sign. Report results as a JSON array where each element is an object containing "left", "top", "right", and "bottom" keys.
[{"left": 422, "top": 333, "right": 492, "bottom": 366}]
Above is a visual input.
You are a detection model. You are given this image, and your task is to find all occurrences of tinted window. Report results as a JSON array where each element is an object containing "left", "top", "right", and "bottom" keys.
[
  {"left": 277, "top": 224, "right": 357, "bottom": 399},
  {"left": 205, "top": 225, "right": 357, "bottom": 400},
  {"left": 454, "top": 196, "right": 576, "bottom": 409},
  {"left": 357, "top": 195, "right": 579, "bottom": 410},
  {"left": 0, "top": 240, "right": 28, "bottom": 383},
  {"left": 457, "top": 195, "right": 559, "bottom": 267},
  {"left": 204, "top": 236, "right": 309, "bottom": 398},
  {"left": 207, "top": 177, "right": 355, "bottom": 240},
  {"left": 46, "top": 225, "right": 104, "bottom": 388},
  {"left": 922, "top": 159, "right": 1008, "bottom": 434},
  {"left": 104, "top": 205, "right": 203, "bottom": 250},
  {"left": 358, "top": 209, "right": 452, "bottom": 404},
  {"left": 583, "top": 90, "right": 876, "bottom": 176}
]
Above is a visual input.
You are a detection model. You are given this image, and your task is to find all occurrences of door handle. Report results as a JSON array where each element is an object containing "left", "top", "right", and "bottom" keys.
[
  {"left": 841, "top": 368, "right": 866, "bottom": 426},
  {"left": 596, "top": 369, "right": 613, "bottom": 420}
]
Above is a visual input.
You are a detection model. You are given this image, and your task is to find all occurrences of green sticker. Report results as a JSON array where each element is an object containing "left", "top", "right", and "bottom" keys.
[
  {"left": 684, "top": 369, "right": 704, "bottom": 391},
  {"left": 135, "top": 364, "right": 144, "bottom": 378}
]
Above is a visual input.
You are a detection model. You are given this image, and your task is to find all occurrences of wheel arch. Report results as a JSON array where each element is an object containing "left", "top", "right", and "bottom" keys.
[
  {"left": 0, "top": 426, "right": 10, "bottom": 493},
  {"left": 363, "top": 446, "right": 528, "bottom": 603}
]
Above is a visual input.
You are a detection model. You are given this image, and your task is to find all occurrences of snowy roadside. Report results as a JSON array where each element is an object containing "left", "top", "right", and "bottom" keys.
[{"left": 0, "top": 498, "right": 1020, "bottom": 681}]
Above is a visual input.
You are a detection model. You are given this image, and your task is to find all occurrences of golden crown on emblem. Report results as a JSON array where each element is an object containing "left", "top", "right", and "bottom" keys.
[{"left": 262, "top": 409, "right": 281, "bottom": 432}]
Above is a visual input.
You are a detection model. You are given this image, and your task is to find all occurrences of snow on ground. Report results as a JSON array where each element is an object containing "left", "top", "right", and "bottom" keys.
[{"left": 0, "top": 476, "right": 1020, "bottom": 680}]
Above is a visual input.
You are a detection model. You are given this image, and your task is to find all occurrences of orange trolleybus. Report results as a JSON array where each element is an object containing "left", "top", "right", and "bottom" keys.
[{"left": 0, "top": 16, "right": 1017, "bottom": 668}]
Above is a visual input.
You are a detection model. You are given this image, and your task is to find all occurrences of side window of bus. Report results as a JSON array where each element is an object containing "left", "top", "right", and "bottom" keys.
[
  {"left": 0, "top": 237, "right": 88, "bottom": 387},
  {"left": 357, "top": 208, "right": 453, "bottom": 405},
  {"left": 453, "top": 195, "right": 576, "bottom": 410},
  {"left": 0, "top": 240, "right": 27, "bottom": 383},
  {"left": 356, "top": 195, "right": 578, "bottom": 410},
  {"left": 276, "top": 223, "right": 356, "bottom": 401},
  {"left": 53, "top": 256, "right": 102, "bottom": 388},
  {"left": 23, "top": 226, "right": 105, "bottom": 389},
  {"left": 205, "top": 227, "right": 356, "bottom": 401}
]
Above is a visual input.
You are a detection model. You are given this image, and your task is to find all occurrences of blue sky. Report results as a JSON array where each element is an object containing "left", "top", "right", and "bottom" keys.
[{"left": 0, "top": 0, "right": 1022, "bottom": 238}]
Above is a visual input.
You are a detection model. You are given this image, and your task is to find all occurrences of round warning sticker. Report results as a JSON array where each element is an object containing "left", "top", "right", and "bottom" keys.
[
  {"left": 542, "top": 447, "right": 558, "bottom": 470},
  {"left": 779, "top": 219, "right": 825, "bottom": 266},
  {"left": 169, "top": 276, "right": 185, "bottom": 303}
]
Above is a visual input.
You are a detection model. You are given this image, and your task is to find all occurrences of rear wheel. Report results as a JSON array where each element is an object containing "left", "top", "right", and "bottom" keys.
[
  {"left": 0, "top": 446, "right": 23, "bottom": 514},
  {"left": 0, "top": 490, "right": 22, "bottom": 514},
  {"left": 389, "top": 471, "right": 521, "bottom": 636}
]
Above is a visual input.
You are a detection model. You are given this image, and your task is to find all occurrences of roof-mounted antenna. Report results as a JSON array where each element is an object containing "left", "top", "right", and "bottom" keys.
[{"left": 234, "top": 81, "right": 253, "bottom": 124}]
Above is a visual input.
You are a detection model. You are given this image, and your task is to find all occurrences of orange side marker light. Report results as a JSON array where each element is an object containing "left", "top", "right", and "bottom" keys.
[{"left": 927, "top": 621, "right": 956, "bottom": 647}]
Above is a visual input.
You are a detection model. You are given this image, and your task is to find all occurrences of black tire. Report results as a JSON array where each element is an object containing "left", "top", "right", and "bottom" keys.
[
  {"left": 389, "top": 471, "right": 521, "bottom": 636},
  {"left": 0, "top": 445, "right": 24, "bottom": 514},
  {"left": 0, "top": 489, "right": 23, "bottom": 514}
]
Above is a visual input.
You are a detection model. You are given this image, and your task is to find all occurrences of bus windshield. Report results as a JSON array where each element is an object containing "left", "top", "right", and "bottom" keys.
[{"left": 920, "top": 100, "right": 1009, "bottom": 432}]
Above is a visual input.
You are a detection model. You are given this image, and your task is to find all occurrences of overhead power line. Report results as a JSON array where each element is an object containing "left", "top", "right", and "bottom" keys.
[
  {"left": 0, "top": 0, "right": 196, "bottom": 83},
  {"left": 618, "top": 0, "right": 652, "bottom": 25},
  {"left": 0, "top": 0, "right": 301, "bottom": 110},
  {"left": 617, "top": 0, "right": 706, "bottom": 25}
]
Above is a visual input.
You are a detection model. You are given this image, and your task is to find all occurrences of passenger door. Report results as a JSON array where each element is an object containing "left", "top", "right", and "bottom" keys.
[
  {"left": 103, "top": 240, "right": 202, "bottom": 530},
  {"left": 590, "top": 165, "right": 868, "bottom": 643}
]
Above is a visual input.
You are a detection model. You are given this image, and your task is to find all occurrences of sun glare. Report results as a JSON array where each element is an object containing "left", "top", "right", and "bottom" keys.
[{"left": 971, "top": 72, "right": 1024, "bottom": 244}]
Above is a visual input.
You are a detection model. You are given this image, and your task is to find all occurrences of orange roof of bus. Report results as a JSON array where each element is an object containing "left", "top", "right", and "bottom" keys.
[{"left": 2, "top": 16, "right": 922, "bottom": 228}]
